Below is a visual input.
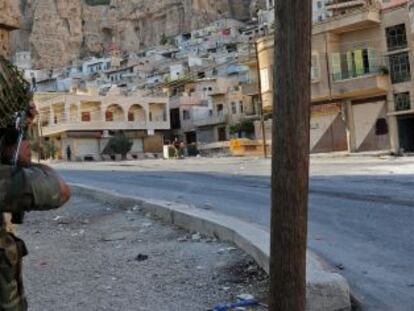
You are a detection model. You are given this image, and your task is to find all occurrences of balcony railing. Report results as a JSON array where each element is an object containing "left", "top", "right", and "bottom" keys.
[
  {"left": 325, "top": 0, "right": 367, "bottom": 11},
  {"left": 332, "top": 66, "right": 381, "bottom": 81},
  {"left": 313, "top": 2, "right": 380, "bottom": 34},
  {"left": 242, "top": 82, "right": 259, "bottom": 96},
  {"left": 41, "top": 120, "right": 170, "bottom": 136},
  {"left": 193, "top": 113, "right": 228, "bottom": 127}
]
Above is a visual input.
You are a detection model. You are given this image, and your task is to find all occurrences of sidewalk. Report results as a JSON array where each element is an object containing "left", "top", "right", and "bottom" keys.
[
  {"left": 20, "top": 195, "right": 268, "bottom": 311},
  {"left": 310, "top": 150, "right": 392, "bottom": 159}
]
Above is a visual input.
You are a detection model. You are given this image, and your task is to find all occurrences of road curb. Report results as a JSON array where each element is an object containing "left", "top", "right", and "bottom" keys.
[{"left": 70, "top": 183, "right": 351, "bottom": 311}]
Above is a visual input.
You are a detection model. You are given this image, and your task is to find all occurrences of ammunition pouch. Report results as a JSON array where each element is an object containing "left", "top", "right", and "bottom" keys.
[{"left": 0, "top": 230, "right": 28, "bottom": 311}]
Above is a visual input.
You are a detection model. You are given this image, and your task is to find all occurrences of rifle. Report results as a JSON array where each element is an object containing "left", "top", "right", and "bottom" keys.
[{"left": 10, "top": 111, "right": 27, "bottom": 224}]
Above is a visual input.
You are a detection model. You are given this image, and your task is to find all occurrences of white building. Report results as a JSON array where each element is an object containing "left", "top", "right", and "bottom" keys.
[
  {"left": 14, "top": 51, "right": 32, "bottom": 70},
  {"left": 82, "top": 57, "right": 111, "bottom": 76}
]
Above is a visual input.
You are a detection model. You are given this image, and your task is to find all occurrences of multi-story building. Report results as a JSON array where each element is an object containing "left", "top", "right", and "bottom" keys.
[
  {"left": 167, "top": 76, "right": 258, "bottom": 148},
  {"left": 35, "top": 91, "right": 170, "bottom": 160},
  {"left": 258, "top": 0, "right": 414, "bottom": 154}
]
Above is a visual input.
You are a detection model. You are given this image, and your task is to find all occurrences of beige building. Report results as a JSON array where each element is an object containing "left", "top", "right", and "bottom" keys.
[
  {"left": 167, "top": 77, "right": 258, "bottom": 147},
  {"left": 258, "top": 0, "right": 414, "bottom": 154},
  {"left": 36, "top": 92, "right": 170, "bottom": 160}
]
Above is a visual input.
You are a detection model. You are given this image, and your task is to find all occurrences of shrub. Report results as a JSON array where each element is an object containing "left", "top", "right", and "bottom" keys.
[
  {"left": 85, "top": 0, "right": 110, "bottom": 6},
  {"left": 102, "top": 132, "right": 133, "bottom": 160}
]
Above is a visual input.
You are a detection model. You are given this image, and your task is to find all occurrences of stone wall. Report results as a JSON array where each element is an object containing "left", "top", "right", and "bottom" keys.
[{"left": 0, "top": 0, "right": 20, "bottom": 59}]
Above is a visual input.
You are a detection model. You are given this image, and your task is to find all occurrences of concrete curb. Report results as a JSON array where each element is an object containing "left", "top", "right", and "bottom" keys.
[
  {"left": 310, "top": 151, "right": 392, "bottom": 159},
  {"left": 70, "top": 183, "right": 351, "bottom": 311}
]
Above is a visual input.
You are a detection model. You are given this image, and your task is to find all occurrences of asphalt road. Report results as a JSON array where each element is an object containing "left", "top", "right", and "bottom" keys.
[{"left": 54, "top": 157, "right": 414, "bottom": 311}]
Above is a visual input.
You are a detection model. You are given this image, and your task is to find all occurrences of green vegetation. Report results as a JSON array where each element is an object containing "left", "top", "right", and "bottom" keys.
[
  {"left": 229, "top": 120, "right": 255, "bottom": 138},
  {"left": 229, "top": 123, "right": 241, "bottom": 135},
  {"left": 102, "top": 131, "right": 133, "bottom": 160}
]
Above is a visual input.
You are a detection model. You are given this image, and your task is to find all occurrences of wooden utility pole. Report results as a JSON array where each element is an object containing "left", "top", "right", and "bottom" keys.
[{"left": 270, "top": 0, "right": 312, "bottom": 310}]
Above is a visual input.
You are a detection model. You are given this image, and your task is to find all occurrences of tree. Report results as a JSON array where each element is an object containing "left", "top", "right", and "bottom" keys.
[
  {"left": 102, "top": 131, "right": 133, "bottom": 160},
  {"left": 270, "top": 1, "right": 312, "bottom": 311}
]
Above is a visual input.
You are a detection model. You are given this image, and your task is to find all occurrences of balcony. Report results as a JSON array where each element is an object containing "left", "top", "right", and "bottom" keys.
[
  {"left": 193, "top": 113, "right": 228, "bottom": 127},
  {"left": 325, "top": 0, "right": 366, "bottom": 11},
  {"left": 41, "top": 120, "right": 170, "bottom": 136},
  {"left": 242, "top": 82, "right": 259, "bottom": 96},
  {"left": 332, "top": 73, "right": 389, "bottom": 99},
  {"left": 313, "top": 5, "right": 380, "bottom": 34}
]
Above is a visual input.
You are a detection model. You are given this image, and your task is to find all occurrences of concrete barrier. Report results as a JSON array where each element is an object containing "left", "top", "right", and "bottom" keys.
[{"left": 71, "top": 183, "right": 351, "bottom": 311}]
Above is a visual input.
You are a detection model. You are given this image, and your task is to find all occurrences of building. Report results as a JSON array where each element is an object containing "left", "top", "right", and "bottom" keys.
[
  {"left": 257, "top": 0, "right": 414, "bottom": 154},
  {"left": 82, "top": 57, "right": 111, "bottom": 76},
  {"left": 166, "top": 75, "right": 259, "bottom": 150},
  {"left": 175, "top": 18, "right": 246, "bottom": 56},
  {"left": 14, "top": 51, "right": 32, "bottom": 70},
  {"left": 35, "top": 92, "right": 170, "bottom": 161}
]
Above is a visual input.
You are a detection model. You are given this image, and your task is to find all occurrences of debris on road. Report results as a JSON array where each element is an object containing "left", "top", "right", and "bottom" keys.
[
  {"left": 192, "top": 232, "right": 202, "bottom": 241},
  {"left": 135, "top": 254, "right": 149, "bottom": 262},
  {"left": 336, "top": 264, "right": 345, "bottom": 271}
]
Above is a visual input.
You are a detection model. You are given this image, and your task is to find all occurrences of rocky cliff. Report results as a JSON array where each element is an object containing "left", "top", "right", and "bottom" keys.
[{"left": 11, "top": 0, "right": 264, "bottom": 69}]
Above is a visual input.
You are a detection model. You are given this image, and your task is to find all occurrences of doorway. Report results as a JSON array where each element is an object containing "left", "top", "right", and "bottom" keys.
[
  {"left": 218, "top": 127, "right": 227, "bottom": 141},
  {"left": 398, "top": 115, "right": 414, "bottom": 152},
  {"left": 185, "top": 131, "right": 197, "bottom": 144}
]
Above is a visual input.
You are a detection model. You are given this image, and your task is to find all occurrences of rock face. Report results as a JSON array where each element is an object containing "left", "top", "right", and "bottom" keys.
[
  {"left": 11, "top": 0, "right": 262, "bottom": 69},
  {"left": 0, "top": 0, "right": 20, "bottom": 58}
]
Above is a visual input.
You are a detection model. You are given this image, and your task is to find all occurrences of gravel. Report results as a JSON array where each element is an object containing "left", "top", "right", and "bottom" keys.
[{"left": 18, "top": 195, "right": 269, "bottom": 311}]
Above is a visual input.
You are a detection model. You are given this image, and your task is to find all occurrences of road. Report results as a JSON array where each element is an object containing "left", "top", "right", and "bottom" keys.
[{"left": 53, "top": 156, "right": 414, "bottom": 310}]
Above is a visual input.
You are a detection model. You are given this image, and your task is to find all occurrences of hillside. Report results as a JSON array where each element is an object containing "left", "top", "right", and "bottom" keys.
[{"left": 11, "top": 0, "right": 264, "bottom": 68}]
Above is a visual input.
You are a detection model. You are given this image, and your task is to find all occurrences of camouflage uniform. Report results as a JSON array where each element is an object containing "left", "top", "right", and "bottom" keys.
[{"left": 0, "top": 164, "right": 65, "bottom": 311}]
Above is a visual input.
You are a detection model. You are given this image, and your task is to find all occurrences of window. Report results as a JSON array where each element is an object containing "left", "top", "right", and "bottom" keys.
[
  {"left": 386, "top": 24, "right": 407, "bottom": 51},
  {"left": 311, "top": 53, "right": 320, "bottom": 81},
  {"left": 183, "top": 110, "right": 190, "bottom": 120},
  {"left": 231, "top": 102, "right": 237, "bottom": 114},
  {"left": 239, "top": 101, "right": 244, "bottom": 113},
  {"left": 105, "top": 111, "right": 113, "bottom": 121},
  {"left": 331, "top": 49, "right": 378, "bottom": 80},
  {"left": 395, "top": 92, "right": 411, "bottom": 111},
  {"left": 128, "top": 112, "right": 134, "bottom": 121},
  {"left": 81, "top": 112, "right": 91, "bottom": 122},
  {"left": 217, "top": 104, "right": 224, "bottom": 115},
  {"left": 389, "top": 52, "right": 411, "bottom": 84}
]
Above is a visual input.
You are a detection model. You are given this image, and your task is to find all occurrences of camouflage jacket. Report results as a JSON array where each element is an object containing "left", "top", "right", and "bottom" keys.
[
  {"left": 0, "top": 164, "right": 64, "bottom": 216},
  {"left": 0, "top": 164, "right": 65, "bottom": 311}
]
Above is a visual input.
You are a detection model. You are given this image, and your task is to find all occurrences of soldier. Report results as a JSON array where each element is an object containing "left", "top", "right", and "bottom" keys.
[{"left": 0, "top": 56, "right": 71, "bottom": 310}]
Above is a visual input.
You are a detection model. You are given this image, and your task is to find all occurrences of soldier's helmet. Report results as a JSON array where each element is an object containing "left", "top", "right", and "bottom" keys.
[{"left": 0, "top": 55, "right": 32, "bottom": 128}]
